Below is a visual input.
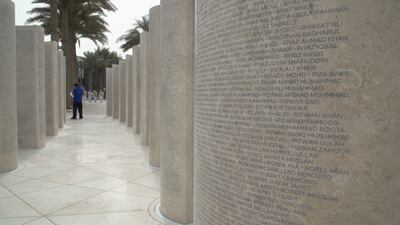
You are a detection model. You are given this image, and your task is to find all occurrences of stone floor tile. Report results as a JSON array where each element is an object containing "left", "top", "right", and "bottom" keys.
[
  {"left": 112, "top": 182, "right": 160, "bottom": 198},
  {"left": 0, "top": 196, "right": 40, "bottom": 218},
  {"left": 19, "top": 185, "right": 103, "bottom": 215},
  {"left": 74, "top": 177, "right": 127, "bottom": 191},
  {"left": 50, "top": 211, "right": 159, "bottom": 225},
  {"left": 52, "top": 191, "right": 155, "bottom": 216},
  {"left": 24, "top": 217, "right": 55, "bottom": 225},
  {"left": 7, "top": 179, "right": 64, "bottom": 195},
  {"left": 39, "top": 167, "right": 108, "bottom": 185},
  {"left": 131, "top": 171, "right": 161, "bottom": 191},
  {"left": 0, "top": 217, "right": 39, "bottom": 225}
]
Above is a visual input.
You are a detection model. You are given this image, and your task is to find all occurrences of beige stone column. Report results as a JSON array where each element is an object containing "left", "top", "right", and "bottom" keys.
[
  {"left": 132, "top": 46, "right": 141, "bottom": 134},
  {"left": 63, "top": 56, "right": 66, "bottom": 122},
  {"left": 16, "top": 26, "right": 46, "bottom": 149},
  {"left": 126, "top": 55, "right": 134, "bottom": 127},
  {"left": 140, "top": 32, "right": 149, "bottom": 145},
  {"left": 44, "top": 41, "right": 59, "bottom": 136},
  {"left": 148, "top": 6, "right": 161, "bottom": 167},
  {"left": 112, "top": 64, "right": 119, "bottom": 119},
  {"left": 159, "top": 0, "right": 194, "bottom": 223},
  {"left": 0, "top": 0, "right": 18, "bottom": 172},
  {"left": 119, "top": 59, "right": 126, "bottom": 123},
  {"left": 193, "top": 1, "right": 400, "bottom": 225},
  {"left": 58, "top": 51, "right": 64, "bottom": 129},
  {"left": 106, "top": 67, "right": 113, "bottom": 117}
]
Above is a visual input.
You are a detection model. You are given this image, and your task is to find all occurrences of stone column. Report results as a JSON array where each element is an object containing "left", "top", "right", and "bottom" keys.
[
  {"left": 132, "top": 46, "right": 141, "bottom": 134},
  {"left": 63, "top": 56, "right": 66, "bottom": 122},
  {"left": 119, "top": 59, "right": 126, "bottom": 123},
  {"left": 159, "top": 1, "right": 194, "bottom": 223},
  {"left": 148, "top": 6, "right": 161, "bottom": 167},
  {"left": 126, "top": 55, "right": 134, "bottom": 127},
  {"left": 44, "top": 41, "right": 59, "bottom": 136},
  {"left": 106, "top": 67, "right": 113, "bottom": 117},
  {"left": 58, "top": 51, "right": 64, "bottom": 129},
  {"left": 140, "top": 32, "right": 149, "bottom": 145},
  {"left": 0, "top": 0, "right": 18, "bottom": 172},
  {"left": 193, "top": 1, "right": 400, "bottom": 225},
  {"left": 16, "top": 26, "right": 46, "bottom": 149},
  {"left": 112, "top": 64, "right": 119, "bottom": 119}
]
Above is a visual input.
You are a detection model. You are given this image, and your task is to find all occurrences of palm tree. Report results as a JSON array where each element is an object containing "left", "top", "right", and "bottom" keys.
[
  {"left": 117, "top": 16, "right": 149, "bottom": 52},
  {"left": 81, "top": 47, "right": 119, "bottom": 91},
  {"left": 26, "top": 0, "right": 57, "bottom": 37},
  {"left": 27, "top": 0, "right": 116, "bottom": 107},
  {"left": 49, "top": 0, "right": 59, "bottom": 42}
]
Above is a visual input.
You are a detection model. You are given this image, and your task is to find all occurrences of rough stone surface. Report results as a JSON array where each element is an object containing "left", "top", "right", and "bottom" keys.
[
  {"left": 106, "top": 67, "right": 113, "bottom": 117},
  {"left": 126, "top": 55, "right": 134, "bottom": 127},
  {"left": 112, "top": 64, "right": 119, "bottom": 119},
  {"left": 63, "top": 56, "right": 66, "bottom": 122},
  {"left": 0, "top": 0, "right": 18, "bottom": 172},
  {"left": 132, "top": 47, "right": 141, "bottom": 134},
  {"left": 119, "top": 60, "right": 126, "bottom": 123},
  {"left": 148, "top": 6, "right": 161, "bottom": 167},
  {"left": 159, "top": 1, "right": 194, "bottom": 223},
  {"left": 16, "top": 26, "right": 46, "bottom": 149},
  {"left": 140, "top": 32, "right": 149, "bottom": 145},
  {"left": 193, "top": 1, "right": 400, "bottom": 225},
  {"left": 58, "top": 51, "right": 64, "bottom": 129},
  {"left": 44, "top": 42, "right": 59, "bottom": 136}
]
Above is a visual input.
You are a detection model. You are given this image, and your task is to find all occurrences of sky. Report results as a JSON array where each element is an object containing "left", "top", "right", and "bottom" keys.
[{"left": 13, "top": 0, "right": 160, "bottom": 57}]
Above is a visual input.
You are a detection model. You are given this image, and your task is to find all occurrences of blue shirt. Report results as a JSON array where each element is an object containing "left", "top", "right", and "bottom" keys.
[{"left": 73, "top": 87, "right": 84, "bottom": 102}]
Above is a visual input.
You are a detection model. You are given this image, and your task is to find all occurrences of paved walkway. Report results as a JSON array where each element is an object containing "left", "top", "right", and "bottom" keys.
[{"left": 0, "top": 103, "right": 161, "bottom": 225}]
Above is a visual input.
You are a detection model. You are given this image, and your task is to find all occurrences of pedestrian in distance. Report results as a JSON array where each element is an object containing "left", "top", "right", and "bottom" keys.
[
  {"left": 82, "top": 89, "right": 87, "bottom": 103},
  {"left": 70, "top": 83, "right": 84, "bottom": 119},
  {"left": 88, "top": 89, "right": 93, "bottom": 103},
  {"left": 99, "top": 90, "right": 104, "bottom": 103},
  {"left": 93, "top": 90, "right": 98, "bottom": 103}
]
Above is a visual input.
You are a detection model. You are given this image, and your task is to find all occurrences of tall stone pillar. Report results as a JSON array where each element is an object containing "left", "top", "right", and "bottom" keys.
[
  {"left": 112, "top": 64, "right": 120, "bottom": 119},
  {"left": 119, "top": 59, "right": 126, "bottom": 123},
  {"left": 159, "top": 1, "right": 194, "bottom": 223},
  {"left": 132, "top": 46, "right": 141, "bottom": 134},
  {"left": 63, "top": 56, "right": 66, "bottom": 122},
  {"left": 16, "top": 26, "right": 46, "bottom": 149},
  {"left": 140, "top": 32, "right": 149, "bottom": 145},
  {"left": 106, "top": 67, "right": 113, "bottom": 117},
  {"left": 148, "top": 5, "right": 161, "bottom": 167},
  {"left": 44, "top": 42, "right": 59, "bottom": 136},
  {"left": 126, "top": 55, "right": 134, "bottom": 127},
  {"left": 58, "top": 51, "right": 64, "bottom": 129},
  {"left": 194, "top": 1, "right": 400, "bottom": 225},
  {"left": 0, "top": 0, "right": 18, "bottom": 172}
]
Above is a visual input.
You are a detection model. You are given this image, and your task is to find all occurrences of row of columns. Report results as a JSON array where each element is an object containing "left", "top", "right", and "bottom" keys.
[
  {"left": 106, "top": 2, "right": 194, "bottom": 223},
  {"left": 0, "top": 0, "right": 67, "bottom": 172}
]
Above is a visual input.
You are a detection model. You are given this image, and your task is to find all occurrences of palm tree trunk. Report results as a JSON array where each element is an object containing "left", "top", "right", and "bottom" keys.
[
  {"left": 61, "top": 0, "right": 78, "bottom": 109},
  {"left": 65, "top": 33, "right": 79, "bottom": 106},
  {"left": 50, "top": 0, "right": 59, "bottom": 42}
]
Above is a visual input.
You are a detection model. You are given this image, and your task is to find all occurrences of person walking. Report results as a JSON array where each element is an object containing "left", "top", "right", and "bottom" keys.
[
  {"left": 82, "top": 89, "right": 87, "bottom": 103},
  {"left": 88, "top": 90, "right": 93, "bottom": 103},
  {"left": 71, "top": 83, "right": 84, "bottom": 119},
  {"left": 93, "top": 90, "right": 98, "bottom": 103},
  {"left": 99, "top": 90, "right": 104, "bottom": 103}
]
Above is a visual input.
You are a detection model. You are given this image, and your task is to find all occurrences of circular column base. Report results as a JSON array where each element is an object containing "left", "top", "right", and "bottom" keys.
[
  {"left": 141, "top": 160, "right": 160, "bottom": 169},
  {"left": 0, "top": 162, "right": 26, "bottom": 174},
  {"left": 148, "top": 199, "right": 193, "bottom": 225}
]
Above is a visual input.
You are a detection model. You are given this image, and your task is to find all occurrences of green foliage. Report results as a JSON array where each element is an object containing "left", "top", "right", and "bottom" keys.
[
  {"left": 117, "top": 16, "right": 149, "bottom": 52},
  {"left": 26, "top": 0, "right": 54, "bottom": 35},
  {"left": 27, "top": 0, "right": 116, "bottom": 45},
  {"left": 80, "top": 47, "right": 120, "bottom": 90},
  {"left": 81, "top": 47, "right": 120, "bottom": 72}
]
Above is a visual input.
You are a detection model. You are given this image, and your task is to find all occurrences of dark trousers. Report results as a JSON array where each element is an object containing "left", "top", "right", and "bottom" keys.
[{"left": 72, "top": 101, "right": 83, "bottom": 118}]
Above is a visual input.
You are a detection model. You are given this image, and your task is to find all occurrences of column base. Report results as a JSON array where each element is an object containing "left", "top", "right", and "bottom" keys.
[{"left": 148, "top": 199, "right": 193, "bottom": 225}]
